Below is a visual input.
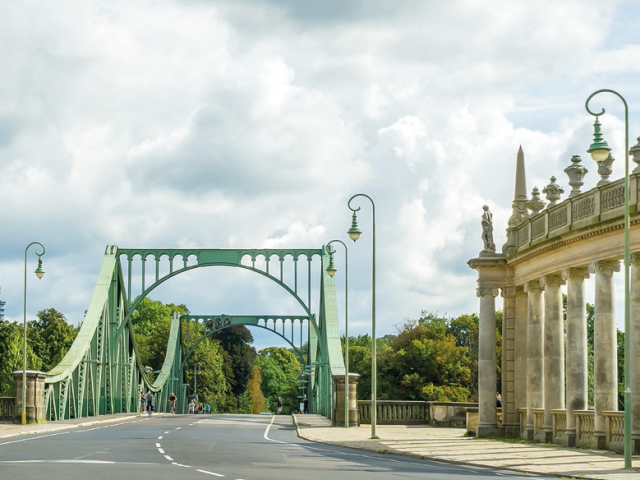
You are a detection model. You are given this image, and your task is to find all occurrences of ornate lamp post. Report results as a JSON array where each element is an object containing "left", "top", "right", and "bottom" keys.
[
  {"left": 22, "top": 242, "right": 46, "bottom": 426},
  {"left": 326, "top": 239, "right": 349, "bottom": 428},
  {"left": 347, "top": 193, "right": 378, "bottom": 439},
  {"left": 585, "top": 89, "right": 631, "bottom": 467}
]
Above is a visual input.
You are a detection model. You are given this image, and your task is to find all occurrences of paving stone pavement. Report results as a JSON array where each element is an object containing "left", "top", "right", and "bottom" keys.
[{"left": 292, "top": 414, "right": 640, "bottom": 480}]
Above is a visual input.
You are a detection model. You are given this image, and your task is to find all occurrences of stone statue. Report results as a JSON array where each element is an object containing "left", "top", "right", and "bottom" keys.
[{"left": 481, "top": 205, "right": 496, "bottom": 252}]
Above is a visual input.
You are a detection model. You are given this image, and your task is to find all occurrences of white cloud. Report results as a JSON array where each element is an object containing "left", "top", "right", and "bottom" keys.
[{"left": 0, "top": 0, "right": 636, "bottom": 347}]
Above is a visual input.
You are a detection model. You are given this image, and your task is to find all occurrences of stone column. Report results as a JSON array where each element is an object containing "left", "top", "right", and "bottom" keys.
[
  {"left": 589, "top": 260, "right": 620, "bottom": 449},
  {"left": 630, "top": 255, "right": 640, "bottom": 453},
  {"left": 562, "top": 266, "right": 589, "bottom": 447},
  {"left": 541, "top": 274, "right": 565, "bottom": 443},
  {"left": 332, "top": 373, "right": 361, "bottom": 426},
  {"left": 13, "top": 370, "right": 46, "bottom": 424},
  {"left": 501, "top": 286, "right": 518, "bottom": 438},
  {"left": 477, "top": 286, "right": 501, "bottom": 438},
  {"left": 514, "top": 286, "right": 528, "bottom": 432},
  {"left": 523, "top": 280, "right": 544, "bottom": 441}
]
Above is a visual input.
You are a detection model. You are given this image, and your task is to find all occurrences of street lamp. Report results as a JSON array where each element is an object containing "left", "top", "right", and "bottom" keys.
[
  {"left": 347, "top": 193, "right": 378, "bottom": 439},
  {"left": 22, "top": 242, "right": 46, "bottom": 426},
  {"left": 585, "top": 89, "right": 631, "bottom": 468},
  {"left": 326, "top": 240, "right": 350, "bottom": 428}
]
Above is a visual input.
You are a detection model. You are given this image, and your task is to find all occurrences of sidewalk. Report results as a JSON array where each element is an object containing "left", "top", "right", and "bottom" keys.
[
  {"left": 0, "top": 412, "right": 150, "bottom": 439},
  {"left": 292, "top": 414, "right": 640, "bottom": 480}
]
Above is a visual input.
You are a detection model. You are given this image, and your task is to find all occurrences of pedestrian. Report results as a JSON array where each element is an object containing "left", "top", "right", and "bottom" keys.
[
  {"left": 146, "top": 391, "right": 154, "bottom": 416},
  {"left": 303, "top": 395, "right": 309, "bottom": 414},
  {"left": 189, "top": 398, "right": 196, "bottom": 414},
  {"left": 496, "top": 393, "right": 502, "bottom": 407},
  {"left": 276, "top": 396, "right": 283, "bottom": 415},
  {"left": 140, "top": 392, "right": 146, "bottom": 413},
  {"left": 168, "top": 392, "right": 177, "bottom": 414},
  {"left": 204, "top": 403, "right": 211, "bottom": 414}
]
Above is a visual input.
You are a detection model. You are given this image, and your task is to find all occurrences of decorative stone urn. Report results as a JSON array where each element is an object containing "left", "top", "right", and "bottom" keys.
[
  {"left": 564, "top": 155, "right": 588, "bottom": 197},
  {"left": 596, "top": 153, "right": 615, "bottom": 186},
  {"left": 542, "top": 176, "right": 564, "bottom": 207},
  {"left": 527, "top": 187, "right": 545, "bottom": 214}
]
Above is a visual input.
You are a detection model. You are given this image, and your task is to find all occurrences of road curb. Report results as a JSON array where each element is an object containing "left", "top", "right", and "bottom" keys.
[{"left": 0, "top": 413, "right": 170, "bottom": 440}]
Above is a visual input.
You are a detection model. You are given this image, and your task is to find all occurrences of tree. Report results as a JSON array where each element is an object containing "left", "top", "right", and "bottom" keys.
[
  {"left": 255, "top": 346, "right": 301, "bottom": 413},
  {"left": 212, "top": 326, "right": 257, "bottom": 400},
  {"left": 28, "top": 308, "right": 78, "bottom": 372},
  {"left": 246, "top": 364, "right": 266, "bottom": 414},
  {"left": 0, "top": 320, "right": 40, "bottom": 396}
]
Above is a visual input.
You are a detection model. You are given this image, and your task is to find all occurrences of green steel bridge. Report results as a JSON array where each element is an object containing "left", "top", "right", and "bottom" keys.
[{"left": 43, "top": 245, "right": 345, "bottom": 419}]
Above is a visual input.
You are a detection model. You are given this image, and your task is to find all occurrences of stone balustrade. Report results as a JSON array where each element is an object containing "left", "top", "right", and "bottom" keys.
[
  {"left": 515, "top": 176, "right": 635, "bottom": 252},
  {"left": 357, "top": 400, "right": 477, "bottom": 426},
  {"left": 0, "top": 397, "right": 14, "bottom": 421}
]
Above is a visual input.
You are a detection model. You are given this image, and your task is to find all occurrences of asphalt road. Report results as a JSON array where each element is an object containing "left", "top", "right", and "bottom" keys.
[{"left": 0, "top": 414, "right": 553, "bottom": 479}]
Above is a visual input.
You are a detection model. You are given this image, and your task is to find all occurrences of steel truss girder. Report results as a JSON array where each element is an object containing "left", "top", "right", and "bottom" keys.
[{"left": 43, "top": 245, "right": 345, "bottom": 420}]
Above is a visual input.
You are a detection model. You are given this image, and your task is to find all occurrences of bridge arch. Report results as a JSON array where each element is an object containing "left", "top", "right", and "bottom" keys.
[{"left": 43, "top": 246, "right": 343, "bottom": 421}]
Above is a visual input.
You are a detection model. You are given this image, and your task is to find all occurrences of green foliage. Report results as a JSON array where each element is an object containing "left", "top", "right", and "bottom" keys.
[
  {"left": 212, "top": 326, "right": 257, "bottom": 399},
  {"left": 422, "top": 383, "right": 471, "bottom": 402},
  {"left": 28, "top": 308, "right": 78, "bottom": 372},
  {"left": 255, "top": 346, "right": 301, "bottom": 413}
]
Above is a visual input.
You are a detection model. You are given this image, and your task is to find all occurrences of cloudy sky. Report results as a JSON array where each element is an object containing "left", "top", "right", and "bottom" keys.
[{"left": 2, "top": 0, "right": 640, "bottom": 350}]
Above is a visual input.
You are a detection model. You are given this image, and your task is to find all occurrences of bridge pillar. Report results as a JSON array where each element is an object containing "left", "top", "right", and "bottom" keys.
[
  {"left": 476, "top": 286, "right": 501, "bottom": 438},
  {"left": 562, "top": 267, "right": 589, "bottom": 447},
  {"left": 13, "top": 370, "right": 46, "bottom": 424},
  {"left": 524, "top": 280, "right": 544, "bottom": 441},
  {"left": 332, "top": 373, "right": 360, "bottom": 427},
  {"left": 541, "top": 274, "right": 565, "bottom": 443},
  {"left": 514, "top": 286, "right": 528, "bottom": 436},
  {"left": 630, "top": 255, "right": 640, "bottom": 453},
  {"left": 589, "top": 260, "right": 620, "bottom": 449}
]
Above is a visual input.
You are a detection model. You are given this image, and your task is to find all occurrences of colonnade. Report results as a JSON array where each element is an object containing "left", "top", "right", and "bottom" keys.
[{"left": 472, "top": 257, "right": 640, "bottom": 451}]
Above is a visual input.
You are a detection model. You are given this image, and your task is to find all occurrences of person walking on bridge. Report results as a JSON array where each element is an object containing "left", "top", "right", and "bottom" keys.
[{"left": 146, "top": 392, "right": 154, "bottom": 416}]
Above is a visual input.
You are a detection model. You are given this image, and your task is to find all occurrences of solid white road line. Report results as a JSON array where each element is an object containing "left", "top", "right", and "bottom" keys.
[{"left": 196, "top": 469, "right": 224, "bottom": 476}]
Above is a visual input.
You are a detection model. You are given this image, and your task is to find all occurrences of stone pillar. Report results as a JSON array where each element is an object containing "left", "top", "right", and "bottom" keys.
[
  {"left": 589, "top": 260, "right": 620, "bottom": 449},
  {"left": 541, "top": 274, "right": 565, "bottom": 443},
  {"left": 630, "top": 255, "right": 640, "bottom": 453},
  {"left": 514, "top": 286, "right": 528, "bottom": 432},
  {"left": 562, "top": 266, "right": 589, "bottom": 447},
  {"left": 501, "top": 286, "right": 518, "bottom": 438},
  {"left": 332, "top": 373, "right": 360, "bottom": 427},
  {"left": 476, "top": 286, "right": 501, "bottom": 438},
  {"left": 523, "top": 280, "right": 544, "bottom": 441},
  {"left": 13, "top": 370, "right": 46, "bottom": 424}
]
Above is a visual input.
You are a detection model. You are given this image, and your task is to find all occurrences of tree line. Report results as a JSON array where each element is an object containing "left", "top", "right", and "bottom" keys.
[{"left": 0, "top": 298, "right": 624, "bottom": 411}]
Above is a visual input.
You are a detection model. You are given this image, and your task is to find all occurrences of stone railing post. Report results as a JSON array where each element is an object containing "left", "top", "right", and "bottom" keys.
[
  {"left": 562, "top": 266, "right": 590, "bottom": 447},
  {"left": 524, "top": 280, "right": 544, "bottom": 441},
  {"left": 476, "top": 286, "right": 501, "bottom": 437},
  {"left": 332, "top": 373, "right": 360, "bottom": 426},
  {"left": 541, "top": 274, "right": 565, "bottom": 443},
  {"left": 13, "top": 370, "right": 46, "bottom": 424},
  {"left": 589, "top": 260, "right": 620, "bottom": 449}
]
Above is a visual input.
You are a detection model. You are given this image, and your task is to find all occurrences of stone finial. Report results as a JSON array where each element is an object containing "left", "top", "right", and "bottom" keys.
[
  {"left": 542, "top": 176, "right": 564, "bottom": 207},
  {"left": 527, "top": 187, "right": 545, "bottom": 215},
  {"left": 564, "top": 155, "right": 588, "bottom": 198},
  {"left": 596, "top": 153, "right": 615, "bottom": 186},
  {"left": 480, "top": 205, "right": 496, "bottom": 255},
  {"left": 630, "top": 137, "right": 640, "bottom": 174}
]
